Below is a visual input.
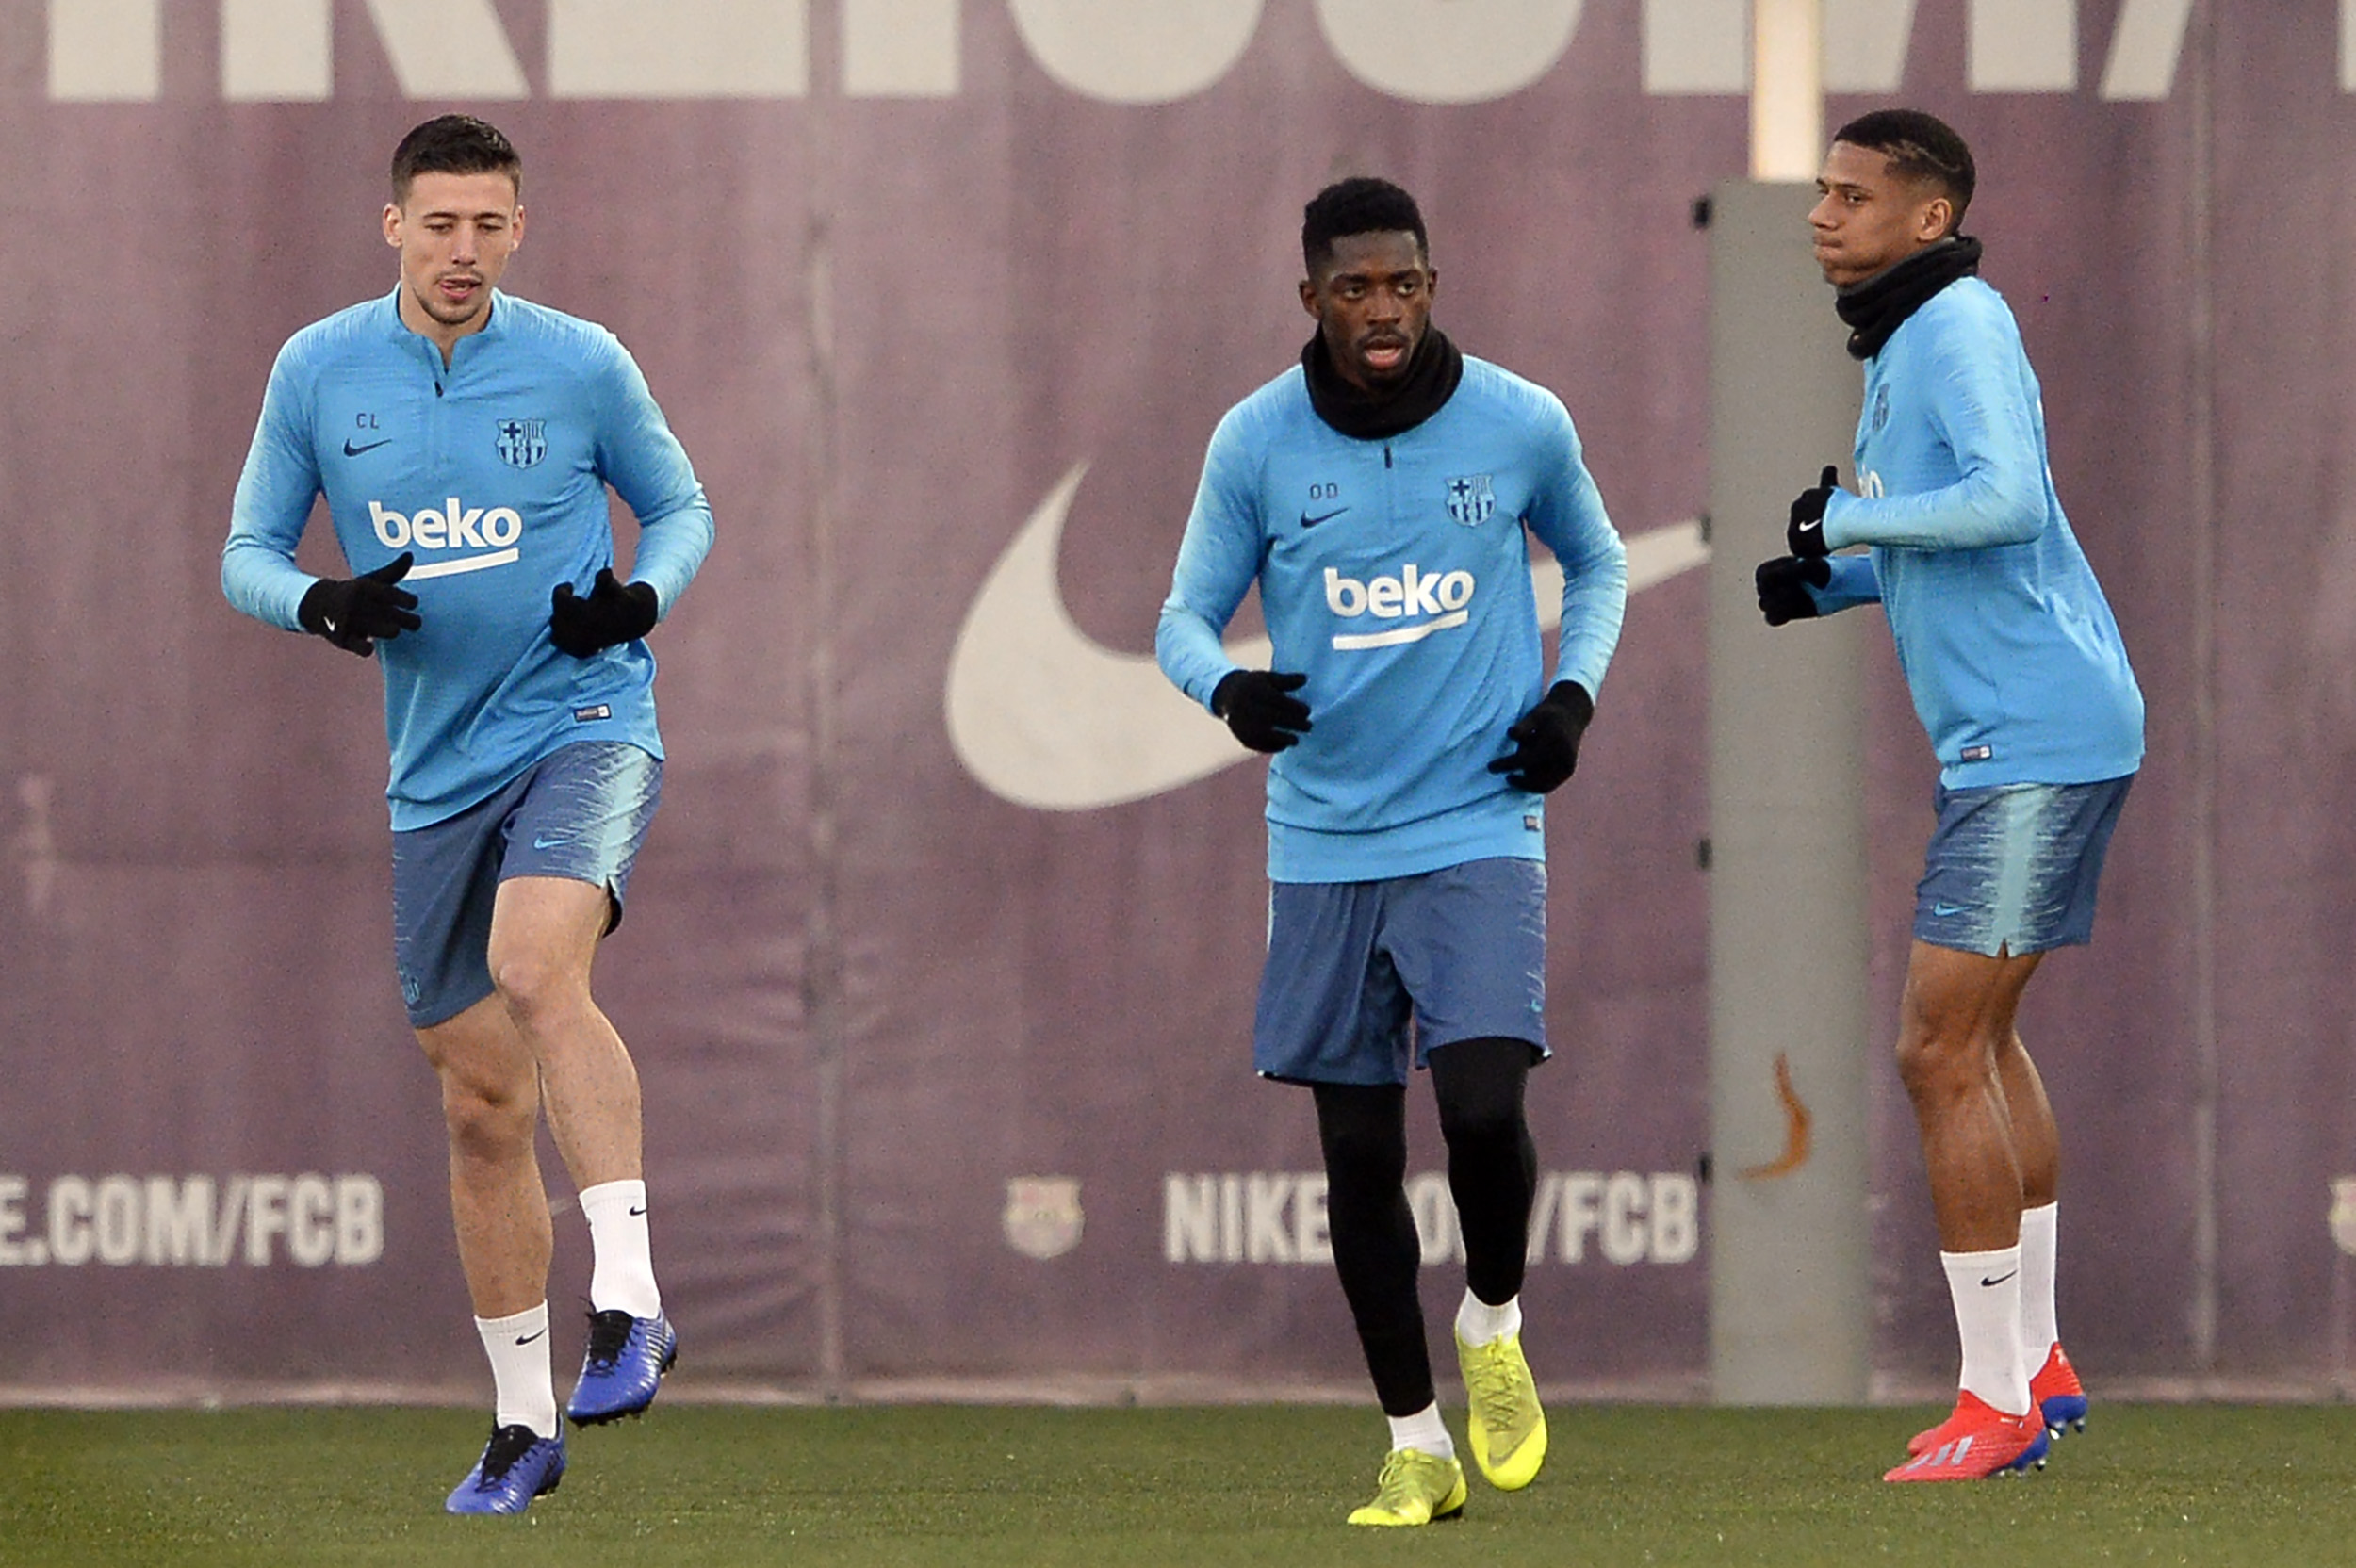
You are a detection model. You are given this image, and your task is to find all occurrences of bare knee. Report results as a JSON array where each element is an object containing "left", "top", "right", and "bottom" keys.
[
  {"left": 437, "top": 1066, "right": 536, "bottom": 1164},
  {"left": 420, "top": 1022, "right": 539, "bottom": 1162},
  {"left": 487, "top": 942, "right": 589, "bottom": 1032},
  {"left": 1894, "top": 942, "right": 2041, "bottom": 1110},
  {"left": 1893, "top": 1021, "right": 1993, "bottom": 1107}
]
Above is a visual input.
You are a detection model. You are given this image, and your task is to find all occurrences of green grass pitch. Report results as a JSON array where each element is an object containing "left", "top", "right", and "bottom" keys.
[{"left": 5, "top": 1403, "right": 2355, "bottom": 1567}]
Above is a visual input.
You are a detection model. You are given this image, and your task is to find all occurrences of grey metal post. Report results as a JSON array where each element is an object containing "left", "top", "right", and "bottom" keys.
[{"left": 1706, "top": 179, "right": 1873, "bottom": 1405}]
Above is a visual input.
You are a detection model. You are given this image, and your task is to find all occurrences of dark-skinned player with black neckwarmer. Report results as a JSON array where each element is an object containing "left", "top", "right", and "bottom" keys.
[{"left": 1158, "top": 177, "right": 1627, "bottom": 1527}]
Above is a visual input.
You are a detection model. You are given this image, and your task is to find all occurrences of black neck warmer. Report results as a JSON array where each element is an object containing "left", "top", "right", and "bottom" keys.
[
  {"left": 1835, "top": 236, "right": 1984, "bottom": 360},
  {"left": 1301, "top": 325, "right": 1465, "bottom": 440}
]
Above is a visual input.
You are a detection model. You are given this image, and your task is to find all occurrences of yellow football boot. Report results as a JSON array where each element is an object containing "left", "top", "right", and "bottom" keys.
[
  {"left": 1457, "top": 1329, "right": 1548, "bottom": 1490},
  {"left": 1345, "top": 1447, "right": 1467, "bottom": 1527}
]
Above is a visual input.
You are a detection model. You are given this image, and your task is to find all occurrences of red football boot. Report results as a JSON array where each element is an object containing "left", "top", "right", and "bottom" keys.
[
  {"left": 2030, "top": 1342, "right": 2088, "bottom": 1439},
  {"left": 1885, "top": 1391, "right": 2049, "bottom": 1482}
]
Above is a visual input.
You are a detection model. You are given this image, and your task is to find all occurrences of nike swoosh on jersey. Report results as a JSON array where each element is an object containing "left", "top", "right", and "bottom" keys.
[
  {"left": 1300, "top": 507, "right": 1349, "bottom": 528},
  {"left": 944, "top": 461, "right": 1710, "bottom": 812},
  {"left": 343, "top": 437, "right": 393, "bottom": 457}
]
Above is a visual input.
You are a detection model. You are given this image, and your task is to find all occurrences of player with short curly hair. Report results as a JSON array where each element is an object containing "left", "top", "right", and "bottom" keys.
[{"left": 1159, "top": 175, "right": 1628, "bottom": 1527}]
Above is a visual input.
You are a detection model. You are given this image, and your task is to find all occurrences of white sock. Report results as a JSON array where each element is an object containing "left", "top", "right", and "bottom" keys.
[
  {"left": 1940, "top": 1246, "right": 2030, "bottom": 1415},
  {"left": 474, "top": 1303, "right": 559, "bottom": 1439},
  {"left": 2019, "top": 1202, "right": 2060, "bottom": 1364},
  {"left": 1386, "top": 1402, "right": 1454, "bottom": 1460},
  {"left": 579, "top": 1179, "right": 662, "bottom": 1319},
  {"left": 1455, "top": 1290, "right": 1522, "bottom": 1346}
]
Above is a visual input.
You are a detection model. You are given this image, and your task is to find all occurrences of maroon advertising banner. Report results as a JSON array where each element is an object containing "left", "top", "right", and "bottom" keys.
[{"left": 1, "top": 2, "right": 2351, "bottom": 1402}]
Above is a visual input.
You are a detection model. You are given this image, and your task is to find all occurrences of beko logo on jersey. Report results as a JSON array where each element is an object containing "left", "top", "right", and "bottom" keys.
[
  {"left": 368, "top": 498, "right": 524, "bottom": 580},
  {"left": 1323, "top": 564, "right": 1474, "bottom": 651}
]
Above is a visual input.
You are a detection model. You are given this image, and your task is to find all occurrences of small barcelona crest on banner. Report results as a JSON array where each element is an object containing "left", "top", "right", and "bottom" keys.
[
  {"left": 2331, "top": 1178, "right": 2356, "bottom": 1257},
  {"left": 1003, "top": 1176, "right": 1084, "bottom": 1260},
  {"left": 496, "top": 417, "right": 548, "bottom": 468},
  {"left": 1446, "top": 472, "right": 1495, "bottom": 526}
]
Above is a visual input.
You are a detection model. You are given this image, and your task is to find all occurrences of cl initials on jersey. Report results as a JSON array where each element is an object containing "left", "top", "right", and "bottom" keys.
[{"left": 1323, "top": 564, "right": 1475, "bottom": 651}]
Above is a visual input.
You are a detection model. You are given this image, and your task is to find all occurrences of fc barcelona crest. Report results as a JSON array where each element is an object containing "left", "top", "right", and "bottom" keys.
[
  {"left": 2331, "top": 1178, "right": 2356, "bottom": 1256},
  {"left": 1446, "top": 473, "right": 1496, "bottom": 527},
  {"left": 1003, "top": 1176, "right": 1085, "bottom": 1260},
  {"left": 495, "top": 418, "right": 548, "bottom": 468}
]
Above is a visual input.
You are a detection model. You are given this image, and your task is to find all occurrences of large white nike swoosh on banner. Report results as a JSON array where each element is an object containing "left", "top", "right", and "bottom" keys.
[{"left": 945, "top": 461, "right": 1711, "bottom": 812}]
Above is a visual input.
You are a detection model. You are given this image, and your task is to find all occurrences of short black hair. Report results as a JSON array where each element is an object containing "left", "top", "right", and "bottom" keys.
[
  {"left": 1302, "top": 177, "right": 1428, "bottom": 277},
  {"left": 1832, "top": 108, "right": 1974, "bottom": 232},
  {"left": 390, "top": 114, "right": 521, "bottom": 205}
]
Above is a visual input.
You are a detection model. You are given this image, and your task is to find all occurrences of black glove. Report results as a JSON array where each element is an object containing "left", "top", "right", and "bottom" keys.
[
  {"left": 549, "top": 568, "right": 659, "bottom": 658},
  {"left": 1755, "top": 555, "right": 1833, "bottom": 627},
  {"left": 1211, "top": 669, "right": 1312, "bottom": 754},
  {"left": 296, "top": 551, "right": 420, "bottom": 656},
  {"left": 1488, "top": 680, "right": 1595, "bottom": 793},
  {"left": 1786, "top": 464, "right": 1841, "bottom": 557}
]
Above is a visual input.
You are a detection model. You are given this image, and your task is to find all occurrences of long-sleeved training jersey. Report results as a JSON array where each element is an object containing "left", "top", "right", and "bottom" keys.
[
  {"left": 1158, "top": 355, "right": 1627, "bottom": 883},
  {"left": 1811, "top": 276, "right": 2143, "bottom": 788},
  {"left": 223, "top": 288, "right": 714, "bottom": 830}
]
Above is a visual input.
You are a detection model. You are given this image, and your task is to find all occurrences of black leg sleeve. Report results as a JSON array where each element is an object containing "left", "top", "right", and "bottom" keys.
[
  {"left": 1312, "top": 1081, "right": 1433, "bottom": 1417},
  {"left": 1430, "top": 1036, "right": 1541, "bottom": 1309}
]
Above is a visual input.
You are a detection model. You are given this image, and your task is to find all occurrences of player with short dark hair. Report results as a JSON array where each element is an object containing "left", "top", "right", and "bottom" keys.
[
  {"left": 1757, "top": 108, "right": 2142, "bottom": 1481},
  {"left": 1302, "top": 175, "right": 1430, "bottom": 271},
  {"left": 389, "top": 111, "right": 523, "bottom": 204},
  {"left": 222, "top": 114, "right": 712, "bottom": 1514},
  {"left": 1821, "top": 107, "right": 1974, "bottom": 224},
  {"left": 1159, "top": 176, "right": 1627, "bottom": 1527}
]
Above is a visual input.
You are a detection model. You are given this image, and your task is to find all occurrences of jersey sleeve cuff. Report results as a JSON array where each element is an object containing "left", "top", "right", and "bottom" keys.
[{"left": 1821, "top": 489, "right": 1862, "bottom": 550}]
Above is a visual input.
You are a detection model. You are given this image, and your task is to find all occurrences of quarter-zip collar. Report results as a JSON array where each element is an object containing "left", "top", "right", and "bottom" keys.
[{"left": 380, "top": 283, "right": 508, "bottom": 372}]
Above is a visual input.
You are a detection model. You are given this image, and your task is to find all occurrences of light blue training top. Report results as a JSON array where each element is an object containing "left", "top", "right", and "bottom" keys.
[
  {"left": 1157, "top": 355, "right": 1628, "bottom": 883},
  {"left": 223, "top": 288, "right": 714, "bottom": 830},
  {"left": 1810, "top": 276, "right": 2144, "bottom": 789}
]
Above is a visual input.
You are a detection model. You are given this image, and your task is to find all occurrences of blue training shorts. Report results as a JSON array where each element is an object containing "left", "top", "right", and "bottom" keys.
[
  {"left": 391, "top": 742, "right": 663, "bottom": 1028},
  {"left": 1253, "top": 857, "right": 1549, "bottom": 1087},
  {"left": 1914, "top": 776, "right": 2133, "bottom": 957}
]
